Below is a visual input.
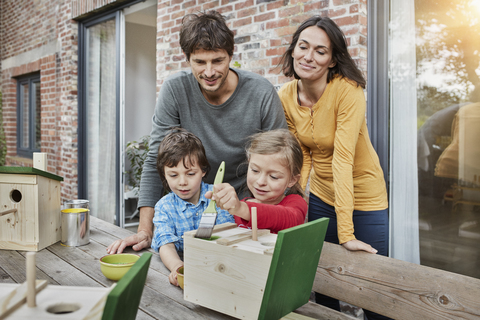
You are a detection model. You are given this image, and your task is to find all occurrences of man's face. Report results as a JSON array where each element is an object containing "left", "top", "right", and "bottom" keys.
[{"left": 188, "top": 49, "right": 233, "bottom": 94}]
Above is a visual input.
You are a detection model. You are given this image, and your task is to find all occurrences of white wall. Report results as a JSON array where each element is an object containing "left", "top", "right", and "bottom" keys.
[{"left": 125, "top": 22, "right": 156, "bottom": 144}]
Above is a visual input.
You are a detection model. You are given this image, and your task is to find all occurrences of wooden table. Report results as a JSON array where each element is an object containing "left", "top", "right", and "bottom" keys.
[{"left": 0, "top": 217, "right": 327, "bottom": 320}]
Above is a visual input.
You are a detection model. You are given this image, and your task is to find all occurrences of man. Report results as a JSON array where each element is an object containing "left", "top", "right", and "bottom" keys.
[{"left": 107, "top": 10, "right": 287, "bottom": 254}]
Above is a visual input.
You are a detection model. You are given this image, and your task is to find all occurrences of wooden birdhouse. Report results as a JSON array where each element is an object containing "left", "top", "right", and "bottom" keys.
[
  {"left": 0, "top": 154, "right": 63, "bottom": 251},
  {"left": 183, "top": 217, "right": 329, "bottom": 320}
]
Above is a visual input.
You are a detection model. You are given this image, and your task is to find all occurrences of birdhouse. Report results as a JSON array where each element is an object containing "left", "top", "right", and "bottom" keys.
[
  {"left": 0, "top": 164, "right": 63, "bottom": 251},
  {"left": 183, "top": 217, "right": 329, "bottom": 320}
]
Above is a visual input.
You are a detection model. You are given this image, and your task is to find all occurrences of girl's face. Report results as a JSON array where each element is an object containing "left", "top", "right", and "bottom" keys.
[
  {"left": 164, "top": 157, "right": 206, "bottom": 205},
  {"left": 292, "top": 26, "right": 336, "bottom": 83},
  {"left": 247, "top": 152, "right": 298, "bottom": 205}
]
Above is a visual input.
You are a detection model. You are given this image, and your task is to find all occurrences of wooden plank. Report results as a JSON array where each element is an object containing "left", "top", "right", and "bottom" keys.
[
  {"left": 0, "top": 251, "right": 58, "bottom": 285},
  {"left": 32, "top": 153, "right": 47, "bottom": 171},
  {"left": 184, "top": 234, "right": 272, "bottom": 319},
  {"left": 314, "top": 242, "right": 480, "bottom": 320},
  {"left": 0, "top": 280, "right": 47, "bottom": 320},
  {"left": 49, "top": 235, "right": 232, "bottom": 320},
  {"left": 0, "top": 267, "right": 15, "bottom": 284},
  {"left": 290, "top": 301, "right": 357, "bottom": 320},
  {"left": 216, "top": 229, "right": 270, "bottom": 246},
  {"left": 183, "top": 222, "right": 237, "bottom": 238},
  {"left": 3, "top": 285, "right": 110, "bottom": 320},
  {"left": 36, "top": 176, "right": 61, "bottom": 250},
  {"left": 0, "top": 183, "right": 38, "bottom": 251},
  {"left": 20, "top": 247, "right": 100, "bottom": 287},
  {"left": 258, "top": 218, "right": 328, "bottom": 320},
  {"left": 0, "top": 174, "right": 36, "bottom": 185}
]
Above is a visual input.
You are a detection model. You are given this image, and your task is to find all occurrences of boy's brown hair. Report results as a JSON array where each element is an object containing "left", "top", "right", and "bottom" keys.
[
  {"left": 156, "top": 128, "right": 211, "bottom": 192},
  {"left": 179, "top": 10, "right": 234, "bottom": 61}
]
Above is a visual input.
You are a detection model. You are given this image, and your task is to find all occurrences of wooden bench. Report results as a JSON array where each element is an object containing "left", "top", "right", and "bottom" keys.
[{"left": 290, "top": 242, "right": 480, "bottom": 320}]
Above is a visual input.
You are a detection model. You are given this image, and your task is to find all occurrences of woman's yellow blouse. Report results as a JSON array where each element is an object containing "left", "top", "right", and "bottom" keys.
[{"left": 278, "top": 77, "right": 388, "bottom": 244}]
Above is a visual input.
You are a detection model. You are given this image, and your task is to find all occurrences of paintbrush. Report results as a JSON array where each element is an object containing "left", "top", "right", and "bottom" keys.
[{"left": 195, "top": 161, "right": 225, "bottom": 239}]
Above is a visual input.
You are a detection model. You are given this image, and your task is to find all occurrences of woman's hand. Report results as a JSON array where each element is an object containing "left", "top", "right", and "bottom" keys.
[{"left": 341, "top": 239, "right": 378, "bottom": 254}]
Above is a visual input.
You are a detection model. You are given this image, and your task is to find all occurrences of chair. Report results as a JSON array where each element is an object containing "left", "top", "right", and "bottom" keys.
[
  {"left": 102, "top": 253, "right": 152, "bottom": 320},
  {"left": 258, "top": 217, "right": 329, "bottom": 320}
]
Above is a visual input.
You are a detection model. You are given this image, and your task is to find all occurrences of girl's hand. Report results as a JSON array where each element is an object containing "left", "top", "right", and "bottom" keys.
[
  {"left": 209, "top": 183, "right": 241, "bottom": 212},
  {"left": 207, "top": 183, "right": 250, "bottom": 220},
  {"left": 341, "top": 239, "right": 378, "bottom": 254}
]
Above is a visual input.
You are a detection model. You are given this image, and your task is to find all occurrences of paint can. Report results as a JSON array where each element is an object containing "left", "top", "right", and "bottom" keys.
[{"left": 61, "top": 200, "right": 90, "bottom": 246}]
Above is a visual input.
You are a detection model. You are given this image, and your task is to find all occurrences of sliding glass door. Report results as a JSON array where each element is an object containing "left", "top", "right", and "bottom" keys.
[{"left": 79, "top": 12, "right": 122, "bottom": 224}]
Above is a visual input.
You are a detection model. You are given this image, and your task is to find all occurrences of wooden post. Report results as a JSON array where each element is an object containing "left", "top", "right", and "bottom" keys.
[
  {"left": 26, "top": 252, "right": 36, "bottom": 307},
  {"left": 251, "top": 207, "right": 257, "bottom": 241},
  {"left": 33, "top": 152, "right": 47, "bottom": 171}
]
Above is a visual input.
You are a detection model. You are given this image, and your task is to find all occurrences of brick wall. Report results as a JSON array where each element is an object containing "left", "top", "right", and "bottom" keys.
[
  {"left": 155, "top": 0, "right": 368, "bottom": 89},
  {"left": 0, "top": 0, "right": 79, "bottom": 201},
  {"left": 1, "top": 0, "right": 367, "bottom": 204}
]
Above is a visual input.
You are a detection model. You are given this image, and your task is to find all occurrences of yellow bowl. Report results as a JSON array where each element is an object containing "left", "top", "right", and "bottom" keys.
[
  {"left": 176, "top": 266, "right": 184, "bottom": 289},
  {"left": 100, "top": 253, "right": 140, "bottom": 281}
]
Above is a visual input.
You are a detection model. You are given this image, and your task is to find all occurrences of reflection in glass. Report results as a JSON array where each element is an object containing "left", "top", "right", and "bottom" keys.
[
  {"left": 85, "top": 19, "right": 117, "bottom": 223},
  {"left": 21, "top": 83, "right": 29, "bottom": 148},
  {"left": 416, "top": 0, "right": 480, "bottom": 278},
  {"left": 34, "top": 80, "right": 41, "bottom": 150}
]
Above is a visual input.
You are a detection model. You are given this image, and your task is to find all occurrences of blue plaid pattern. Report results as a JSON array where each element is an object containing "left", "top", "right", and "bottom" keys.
[{"left": 151, "top": 181, "right": 234, "bottom": 252}]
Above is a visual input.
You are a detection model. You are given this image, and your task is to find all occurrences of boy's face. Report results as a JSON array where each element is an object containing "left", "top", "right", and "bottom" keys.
[{"left": 164, "top": 158, "right": 206, "bottom": 205}]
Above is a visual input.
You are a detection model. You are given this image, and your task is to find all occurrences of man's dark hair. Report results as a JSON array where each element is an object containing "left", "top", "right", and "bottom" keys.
[
  {"left": 279, "top": 16, "right": 366, "bottom": 89},
  {"left": 156, "top": 128, "right": 211, "bottom": 192},
  {"left": 180, "top": 10, "right": 234, "bottom": 61}
]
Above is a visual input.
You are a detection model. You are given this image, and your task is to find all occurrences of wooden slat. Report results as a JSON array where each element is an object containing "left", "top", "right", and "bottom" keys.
[
  {"left": 0, "top": 251, "right": 58, "bottom": 285},
  {"left": 216, "top": 229, "right": 270, "bottom": 246},
  {"left": 314, "top": 242, "right": 480, "bottom": 320},
  {"left": 49, "top": 228, "right": 234, "bottom": 320},
  {"left": 21, "top": 247, "right": 99, "bottom": 287},
  {"left": 291, "top": 301, "right": 357, "bottom": 320},
  {"left": 0, "top": 280, "right": 47, "bottom": 319}
]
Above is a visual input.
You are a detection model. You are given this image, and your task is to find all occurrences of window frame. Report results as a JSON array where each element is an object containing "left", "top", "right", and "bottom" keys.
[{"left": 16, "top": 73, "right": 41, "bottom": 158}]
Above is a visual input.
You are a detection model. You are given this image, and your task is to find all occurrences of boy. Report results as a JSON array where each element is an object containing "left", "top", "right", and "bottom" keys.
[{"left": 151, "top": 128, "right": 234, "bottom": 286}]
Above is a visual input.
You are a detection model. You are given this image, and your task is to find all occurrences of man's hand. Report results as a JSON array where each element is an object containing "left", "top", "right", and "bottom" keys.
[
  {"left": 341, "top": 239, "right": 378, "bottom": 254},
  {"left": 107, "top": 230, "right": 152, "bottom": 254}
]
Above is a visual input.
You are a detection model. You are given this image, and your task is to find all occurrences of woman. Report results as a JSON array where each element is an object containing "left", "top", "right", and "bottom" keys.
[{"left": 278, "top": 16, "right": 390, "bottom": 319}]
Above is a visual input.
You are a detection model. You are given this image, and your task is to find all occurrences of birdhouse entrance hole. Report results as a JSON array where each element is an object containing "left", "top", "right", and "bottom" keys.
[
  {"left": 10, "top": 189, "right": 22, "bottom": 203},
  {"left": 46, "top": 302, "right": 81, "bottom": 314}
]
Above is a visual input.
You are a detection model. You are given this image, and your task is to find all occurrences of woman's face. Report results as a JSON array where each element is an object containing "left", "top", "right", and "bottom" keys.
[{"left": 291, "top": 26, "right": 336, "bottom": 83}]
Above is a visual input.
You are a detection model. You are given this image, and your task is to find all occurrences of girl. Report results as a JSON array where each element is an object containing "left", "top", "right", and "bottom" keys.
[{"left": 208, "top": 129, "right": 307, "bottom": 233}]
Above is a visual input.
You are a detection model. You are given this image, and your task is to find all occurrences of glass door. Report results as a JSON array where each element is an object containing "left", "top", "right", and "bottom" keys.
[
  {"left": 79, "top": 12, "right": 121, "bottom": 224},
  {"left": 389, "top": 0, "right": 480, "bottom": 277},
  {"left": 414, "top": 0, "right": 480, "bottom": 278}
]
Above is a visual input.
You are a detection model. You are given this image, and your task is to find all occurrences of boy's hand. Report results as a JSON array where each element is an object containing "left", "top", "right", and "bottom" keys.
[{"left": 169, "top": 270, "right": 179, "bottom": 286}]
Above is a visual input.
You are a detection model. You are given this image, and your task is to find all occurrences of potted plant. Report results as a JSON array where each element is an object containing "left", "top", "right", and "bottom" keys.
[{"left": 125, "top": 135, "right": 150, "bottom": 195}]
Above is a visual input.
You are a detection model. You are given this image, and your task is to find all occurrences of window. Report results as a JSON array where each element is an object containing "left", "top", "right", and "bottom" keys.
[{"left": 16, "top": 73, "right": 41, "bottom": 157}]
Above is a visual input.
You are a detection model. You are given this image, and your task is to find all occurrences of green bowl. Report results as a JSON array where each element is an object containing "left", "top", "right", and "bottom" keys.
[
  {"left": 100, "top": 253, "right": 140, "bottom": 281},
  {"left": 176, "top": 266, "right": 184, "bottom": 289}
]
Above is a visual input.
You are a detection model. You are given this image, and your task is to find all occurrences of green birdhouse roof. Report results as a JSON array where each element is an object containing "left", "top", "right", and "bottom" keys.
[{"left": 0, "top": 166, "right": 64, "bottom": 182}]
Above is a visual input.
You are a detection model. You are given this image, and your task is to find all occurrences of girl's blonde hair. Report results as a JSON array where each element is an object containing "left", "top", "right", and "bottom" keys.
[{"left": 246, "top": 129, "right": 304, "bottom": 197}]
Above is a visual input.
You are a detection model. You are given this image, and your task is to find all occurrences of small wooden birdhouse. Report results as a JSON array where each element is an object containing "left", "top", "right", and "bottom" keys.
[
  {"left": 183, "top": 217, "right": 329, "bottom": 320},
  {"left": 0, "top": 161, "right": 63, "bottom": 251}
]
